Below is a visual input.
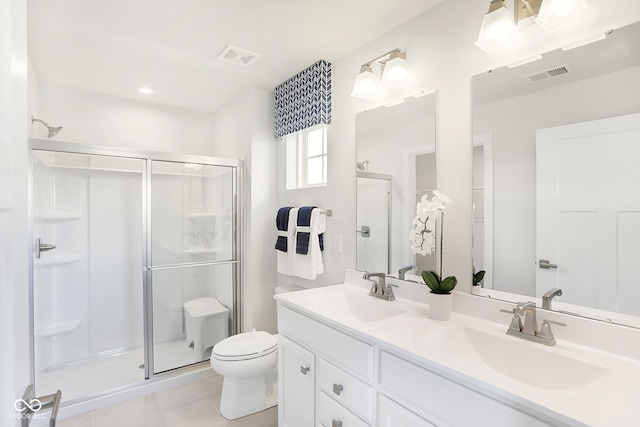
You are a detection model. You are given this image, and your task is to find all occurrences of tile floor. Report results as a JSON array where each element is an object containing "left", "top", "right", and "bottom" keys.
[{"left": 56, "top": 372, "right": 278, "bottom": 427}]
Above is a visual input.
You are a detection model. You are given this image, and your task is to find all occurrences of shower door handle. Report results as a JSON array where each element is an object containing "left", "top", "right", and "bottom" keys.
[
  {"left": 539, "top": 259, "right": 558, "bottom": 269},
  {"left": 356, "top": 226, "right": 370, "bottom": 238},
  {"left": 34, "top": 238, "right": 56, "bottom": 259}
]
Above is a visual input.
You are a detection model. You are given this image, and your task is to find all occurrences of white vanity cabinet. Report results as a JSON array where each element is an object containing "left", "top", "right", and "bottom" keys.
[
  {"left": 278, "top": 301, "right": 562, "bottom": 427},
  {"left": 378, "top": 351, "right": 552, "bottom": 427},
  {"left": 278, "top": 304, "right": 375, "bottom": 427}
]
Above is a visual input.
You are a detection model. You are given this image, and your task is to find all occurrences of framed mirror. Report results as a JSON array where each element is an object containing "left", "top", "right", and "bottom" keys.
[
  {"left": 356, "top": 92, "right": 436, "bottom": 276},
  {"left": 472, "top": 21, "right": 640, "bottom": 326}
]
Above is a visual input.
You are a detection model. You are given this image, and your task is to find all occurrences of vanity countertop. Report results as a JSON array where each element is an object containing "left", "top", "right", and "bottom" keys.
[{"left": 275, "top": 270, "right": 640, "bottom": 427}]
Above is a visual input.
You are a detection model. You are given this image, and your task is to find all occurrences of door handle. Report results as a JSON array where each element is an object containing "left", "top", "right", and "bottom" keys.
[
  {"left": 356, "top": 226, "right": 370, "bottom": 238},
  {"left": 539, "top": 259, "right": 558, "bottom": 269},
  {"left": 300, "top": 365, "right": 310, "bottom": 375},
  {"left": 34, "top": 238, "right": 57, "bottom": 259}
]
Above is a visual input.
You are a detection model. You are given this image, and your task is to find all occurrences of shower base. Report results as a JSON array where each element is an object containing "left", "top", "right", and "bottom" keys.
[{"left": 36, "top": 338, "right": 209, "bottom": 402}]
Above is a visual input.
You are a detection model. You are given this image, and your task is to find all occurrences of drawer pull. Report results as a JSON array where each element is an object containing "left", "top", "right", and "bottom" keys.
[
  {"left": 300, "top": 365, "right": 311, "bottom": 375},
  {"left": 332, "top": 419, "right": 342, "bottom": 427},
  {"left": 332, "top": 383, "right": 344, "bottom": 396}
]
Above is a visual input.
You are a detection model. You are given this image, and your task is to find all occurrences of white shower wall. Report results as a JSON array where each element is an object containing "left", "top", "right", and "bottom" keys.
[{"left": 32, "top": 153, "right": 144, "bottom": 369}]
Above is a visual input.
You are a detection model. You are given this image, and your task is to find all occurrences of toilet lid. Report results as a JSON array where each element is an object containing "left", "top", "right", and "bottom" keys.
[{"left": 212, "top": 330, "right": 277, "bottom": 358}]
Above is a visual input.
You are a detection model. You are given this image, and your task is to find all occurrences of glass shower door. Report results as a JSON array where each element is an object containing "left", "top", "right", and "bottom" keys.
[
  {"left": 32, "top": 150, "right": 145, "bottom": 401},
  {"left": 149, "top": 160, "right": 237, "bottom": 374}
]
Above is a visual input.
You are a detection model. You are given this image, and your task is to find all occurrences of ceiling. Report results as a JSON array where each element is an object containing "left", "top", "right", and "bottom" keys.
[{"left": 27, "top": 0, "right": 445, "bottom": 114}]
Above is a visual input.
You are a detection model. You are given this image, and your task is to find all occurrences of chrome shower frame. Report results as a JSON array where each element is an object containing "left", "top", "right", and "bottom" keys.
[{"left": 27, "top": 138, "right": 244, "bottom": 404}]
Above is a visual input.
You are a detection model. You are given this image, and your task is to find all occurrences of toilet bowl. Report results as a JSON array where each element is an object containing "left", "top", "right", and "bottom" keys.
[
  {"left": 210, "top": 330, "right": 278, "bottom": 420},
  {"left": 183, "top": 298, "right": 229, "bottom": 360}
]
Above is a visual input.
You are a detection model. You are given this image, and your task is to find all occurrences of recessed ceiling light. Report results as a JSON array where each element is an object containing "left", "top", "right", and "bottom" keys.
[{"left": 137, "top": 86, "right": 154, "bottom": 94}]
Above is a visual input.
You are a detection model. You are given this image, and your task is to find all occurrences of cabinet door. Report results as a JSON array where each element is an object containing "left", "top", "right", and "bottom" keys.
[
  {"left": 279, "top": 335, "right": 315, "bottom": 427},
  {"left": 377, "top": 395, "right": 436, "bottom": 427}
]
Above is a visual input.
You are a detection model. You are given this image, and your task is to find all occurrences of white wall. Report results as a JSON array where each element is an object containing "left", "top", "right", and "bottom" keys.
[
  {"left": 278, "top": 0, "right": 640, "bottom": 294},
  {"left": 474, "top": 65, "right": 640, "bottom": 296},
  {"left": 212, "top": 89, "right": 278, "bottom": 333},
  {"left": 37, "top": 84, "right": 216, "bottom": 155},
  {"left": 0, "top": 0, "right": 31, "bottom": 425}
]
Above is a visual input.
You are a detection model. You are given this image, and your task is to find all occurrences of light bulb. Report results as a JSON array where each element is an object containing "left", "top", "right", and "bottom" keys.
[
  {"left": 351, "top": 65, "right": 380, "bottom": 99},
  {"left": 475, "top": 4, "right": 520, "bottom": 53},
  {"left": 381, "top": 52, "right": 412, "bottom": 88},
  {"left": 536, "top": 0, "right": 592, "bottom": 31}
]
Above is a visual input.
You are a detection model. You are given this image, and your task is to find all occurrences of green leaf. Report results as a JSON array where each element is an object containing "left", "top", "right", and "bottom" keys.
[
  {"left": 439, "top": 276, "right": 458, "bottom": 294},
  {"left": 473, "top": 270, "right": 485, "bottom": 286},
  {"left": 421, "top": 270, "right": 441, "bottom": 293}
]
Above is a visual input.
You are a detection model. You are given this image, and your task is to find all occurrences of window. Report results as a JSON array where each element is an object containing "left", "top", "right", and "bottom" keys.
[{"left": 286, "top": 125, "right": 327, "bottom": 189}]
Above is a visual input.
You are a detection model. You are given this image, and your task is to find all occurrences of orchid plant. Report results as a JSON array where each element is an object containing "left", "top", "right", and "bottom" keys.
[{"left": 409, "top": 190, "right": 457, "bottom": 294}]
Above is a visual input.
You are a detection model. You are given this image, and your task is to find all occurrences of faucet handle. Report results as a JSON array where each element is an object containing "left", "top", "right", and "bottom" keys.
[
  {"left": 542, "top": 319, "right": 567, "bottom": 328},
  {"left": 538, "top": 319, "right": 566, "bottom": 344},
  {"left": 500, "top": 308, "right": 523, "bottom": 332}
]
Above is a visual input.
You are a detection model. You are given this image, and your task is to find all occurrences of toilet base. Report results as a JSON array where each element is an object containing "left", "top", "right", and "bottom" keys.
[{"left": 219, "top": 370, "right": 278, "bottom": 420}]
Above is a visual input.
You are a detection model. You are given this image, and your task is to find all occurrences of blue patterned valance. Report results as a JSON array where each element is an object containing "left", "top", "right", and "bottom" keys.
[{"left": 274, "top": 60, "right": 332, "bottom": 139}]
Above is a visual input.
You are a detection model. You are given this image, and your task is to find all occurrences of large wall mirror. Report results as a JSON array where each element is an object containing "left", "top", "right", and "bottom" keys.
[
  {"left": 472, "top": 21, "right": 640, "bottom": 326},
  {"left": 356, "top": 92, "right": 436, "bottom": 276}
]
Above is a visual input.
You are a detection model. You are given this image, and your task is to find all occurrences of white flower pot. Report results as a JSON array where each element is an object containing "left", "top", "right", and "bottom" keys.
[{"left": 429, "top": 292, "right": 452, "bottom": 321}]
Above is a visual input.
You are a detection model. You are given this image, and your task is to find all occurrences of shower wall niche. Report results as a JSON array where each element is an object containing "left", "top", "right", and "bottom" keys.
[{"left": 30, "top": 141, "right": 242, "bottom": 402}]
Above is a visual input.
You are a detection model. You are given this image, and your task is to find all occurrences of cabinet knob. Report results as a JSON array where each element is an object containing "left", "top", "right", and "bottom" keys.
[
  {"left": 332, "top": 419, "right": 343, "bottom": 427},
  {"left": 300, "top": 365, "right": 310, "bottom": 375},
  {"left": 332, "top": 383, "right": 344, "bottom": 396}
]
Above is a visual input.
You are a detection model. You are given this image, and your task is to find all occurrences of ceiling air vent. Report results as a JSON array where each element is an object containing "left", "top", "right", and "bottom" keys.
[
  {"left": 524, "top": 64, "right": 573, "bottom": 83},
  {"left": 217, "top": 45, "right": 262, "bottom": 67}
]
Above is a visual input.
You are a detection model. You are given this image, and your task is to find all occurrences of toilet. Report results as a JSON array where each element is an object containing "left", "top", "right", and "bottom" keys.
[
  {"left": 183, "top": 297, "right": 229, "bottom": 360},
  {"left": 209, "top": 284, "right": 303, "bottom": 420},
  {"left": 210, "top": 330, "right": 278, "bottom": 420}
]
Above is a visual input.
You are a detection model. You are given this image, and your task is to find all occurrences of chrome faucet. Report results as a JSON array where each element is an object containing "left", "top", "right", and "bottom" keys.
[
  {"left": 500, "top": 301, "right": 566, "bottom": 346},
  {"left": 542, "top": 288, "right": 563, "bottom": 309},
  {"left": 363, "top": 272, "right": 396, "bottom": 301},
  {"left": 397, "top": 265, "right": 415, "bottom": 280}
]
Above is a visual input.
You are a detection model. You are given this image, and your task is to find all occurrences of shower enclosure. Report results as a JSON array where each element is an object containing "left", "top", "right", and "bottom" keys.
[{"left": 29, "top": 140, "right": 242, "bottom": 403}]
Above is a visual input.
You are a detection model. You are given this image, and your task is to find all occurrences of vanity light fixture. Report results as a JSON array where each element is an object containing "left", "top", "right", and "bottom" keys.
[
  {"left": 351, "top": 48, "right": 413, "bottom": 100},
  {"left": 476, "top": 0, "right": 593, "bottom": 53},
  {"left": 536, "top": 0, "right": 592, "bottom": 31},
  {"left": 351, "top": 65, "right": 380, "bottom": 100},
  {"left": 475, "top": 0, "right": 521, "bottom": 53}
]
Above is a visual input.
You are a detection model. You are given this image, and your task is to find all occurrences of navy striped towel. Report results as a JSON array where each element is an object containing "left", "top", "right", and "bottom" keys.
[
  {"left": 296, "top": 206, "right": 324, "bottom": 254},
  {"left": 275, "top": 207, "right": 293, "bottom": 252}
]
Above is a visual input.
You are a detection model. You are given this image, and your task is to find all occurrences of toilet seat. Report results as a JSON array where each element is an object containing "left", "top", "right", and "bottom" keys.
[{"left": 211, "top": 331, "right": 278, "bottom": 361}]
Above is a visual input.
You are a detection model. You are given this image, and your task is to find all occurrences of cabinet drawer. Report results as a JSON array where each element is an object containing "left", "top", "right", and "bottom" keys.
[
  {"left": 378, "top": 351, "right": 551, "bottom": 427},
  {"left": 318, "top": 358, "right": 373, "bottom": 421},
  {"left": 278, "top": 304, "right": 374, "bottom": 380},
  {"left": 377, "top": 394, "right": 436, "bottom": 427},
  {"left": 318, "top": 391, "right": 370, "bottom": 427}
]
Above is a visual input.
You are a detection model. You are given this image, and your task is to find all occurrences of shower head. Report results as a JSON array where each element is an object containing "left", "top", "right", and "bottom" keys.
[
  {"left": 31, "top": 116, "right": 63, "bottom": 139},
  {"left": 47, "top": 126, "right": 63, "bottom": 138},
  {"left": 356, "top": 160, "right": 369, "bottom": 171}
]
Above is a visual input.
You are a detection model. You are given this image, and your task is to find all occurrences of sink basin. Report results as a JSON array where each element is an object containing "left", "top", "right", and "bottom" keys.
[
  {"left": 417, "top": 327, "right": 608, "bottom": 391},
  {"left": 294, "top": 286, "right": 407, "bottom": 323}
]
